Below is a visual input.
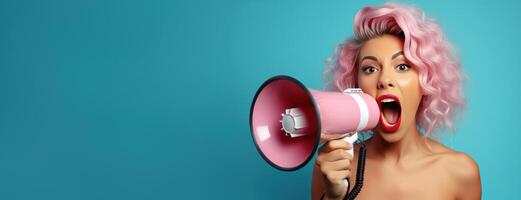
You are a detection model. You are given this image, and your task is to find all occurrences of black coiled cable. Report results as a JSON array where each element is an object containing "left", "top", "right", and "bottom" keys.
[{"left": 344, "top": 145, "right": 366, "bottom": 200}]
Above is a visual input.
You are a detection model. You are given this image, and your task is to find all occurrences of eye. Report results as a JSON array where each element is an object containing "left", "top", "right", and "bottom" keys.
[
  {"left": 361, "top": 66, "right": 378, "bottom": 74},
  {"left": 395, "top": 64, "right": 410, "bottom": 71}
]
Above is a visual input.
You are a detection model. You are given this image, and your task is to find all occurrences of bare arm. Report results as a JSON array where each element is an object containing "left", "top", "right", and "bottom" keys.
[{"left": 311, "top": 164, "right": 325, "bottom": 200}]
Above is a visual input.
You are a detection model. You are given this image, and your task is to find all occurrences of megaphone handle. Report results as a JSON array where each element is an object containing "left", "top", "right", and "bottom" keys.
[{"left": 340, "top": 133, "right": 358, "bottom": 188}]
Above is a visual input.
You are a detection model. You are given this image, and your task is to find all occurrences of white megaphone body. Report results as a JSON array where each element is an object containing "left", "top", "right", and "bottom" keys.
[{"left": 249, "top": 75, "right": 380, "bottom": 172}]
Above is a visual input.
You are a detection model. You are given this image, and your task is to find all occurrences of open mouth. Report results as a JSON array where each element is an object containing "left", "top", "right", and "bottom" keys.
[{"left": 377, "top": 94, "right": 401, "bottom": 132}]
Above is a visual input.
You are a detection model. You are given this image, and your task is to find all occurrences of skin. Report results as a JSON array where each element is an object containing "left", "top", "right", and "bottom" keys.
[{"left": 311, "top": 34, "right": 481, "bottom": 200}]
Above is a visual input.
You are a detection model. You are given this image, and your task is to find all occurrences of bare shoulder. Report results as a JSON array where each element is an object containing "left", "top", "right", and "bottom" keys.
[
  {"left": 425, "top": 139, "right": 482, "bottom": 199},
  {"left": 426, "top": 139, "right": 481, "bottom": 184}
]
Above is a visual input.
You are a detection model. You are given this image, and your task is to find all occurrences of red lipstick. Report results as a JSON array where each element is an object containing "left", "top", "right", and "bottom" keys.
[{"left": 377, "top": 94, "right": 401, "bottom": 132}]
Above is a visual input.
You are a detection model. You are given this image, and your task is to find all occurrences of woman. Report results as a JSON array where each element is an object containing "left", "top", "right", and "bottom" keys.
[{"left": 312, "top": 4, "right": 481, "bottom": 200}]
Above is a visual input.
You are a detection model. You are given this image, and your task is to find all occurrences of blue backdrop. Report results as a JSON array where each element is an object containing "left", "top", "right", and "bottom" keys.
[{"left": 0, "top": 0, "right": 519, "bottom": 199}]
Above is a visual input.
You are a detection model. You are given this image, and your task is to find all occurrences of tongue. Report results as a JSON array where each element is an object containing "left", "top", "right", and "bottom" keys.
[{"left": 383, "top": 107, "right": 399, "bottom": 124}]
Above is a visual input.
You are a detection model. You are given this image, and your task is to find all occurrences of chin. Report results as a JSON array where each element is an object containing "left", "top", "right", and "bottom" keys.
[{"left": 375, "top": 126, "right": 406, "bottom": 143}]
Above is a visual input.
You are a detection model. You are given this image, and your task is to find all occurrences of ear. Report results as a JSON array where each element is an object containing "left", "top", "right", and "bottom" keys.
[{"left": 421, "top": 89, "right": 428, "bottom": 96}]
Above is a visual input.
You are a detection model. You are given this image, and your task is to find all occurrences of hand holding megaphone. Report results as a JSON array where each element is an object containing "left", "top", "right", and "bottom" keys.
[{"left": 316, "top": 135, "right": 356, "bottom": 200}]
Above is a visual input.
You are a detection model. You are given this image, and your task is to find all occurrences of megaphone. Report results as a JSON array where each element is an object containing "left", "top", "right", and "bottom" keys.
[
  {"left": 250, "top": 75, "right": 380, "bottom": 170},
  {"left": 249, "top": 75, "right": 380, "bottom": 199}
]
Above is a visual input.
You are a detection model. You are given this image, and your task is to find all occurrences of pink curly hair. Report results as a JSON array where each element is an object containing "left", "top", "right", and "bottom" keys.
[{"left": 324, "top": 3, "right": 466, "bottom": 137}]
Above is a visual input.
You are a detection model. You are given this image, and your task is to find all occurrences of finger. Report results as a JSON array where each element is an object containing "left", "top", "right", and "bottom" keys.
[
  {"left": 326, "top": 170, "right": 352, "bottom": 185},
  {"left": 320, "top": 139, "right": 353, "bottom": 153},
  {"left": 317, "top": 149, "right": 353, "bottom": 166},
  {"left": 321, "top": 158, "right": 352, "bottom": 172}
]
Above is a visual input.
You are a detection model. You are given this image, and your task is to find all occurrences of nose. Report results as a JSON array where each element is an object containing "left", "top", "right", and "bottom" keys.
[{"left": 378, "top": 76, "right": 395, "bottom": 89}]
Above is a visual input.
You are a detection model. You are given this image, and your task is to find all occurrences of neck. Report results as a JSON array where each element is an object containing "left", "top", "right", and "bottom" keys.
[{"left": 367, "top": 125, "right": 429, "bottom": 164}]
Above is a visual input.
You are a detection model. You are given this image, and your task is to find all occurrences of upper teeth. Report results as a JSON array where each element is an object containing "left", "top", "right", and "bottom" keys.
[{"left": 381, "top": 98, "right": 395, "bottom": 103}]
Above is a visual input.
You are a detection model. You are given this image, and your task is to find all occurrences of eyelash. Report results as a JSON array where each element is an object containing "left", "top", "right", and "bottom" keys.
[
  {"left": 361, "top": 66, "right": 378, "bottom": 74},
  {"left": 361, "top": 64, "right": 410, "bottom": 74},
  {"left": 395, "top": 64, "right": 410, "bottom": 71}
]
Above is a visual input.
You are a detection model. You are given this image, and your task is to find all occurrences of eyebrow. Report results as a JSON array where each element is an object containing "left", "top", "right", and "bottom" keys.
[
  {"left": 360, "top": 56, "right": 378, "bottom": 62},
  {"left": 360, "top": 51, "right": 404, "bottom": 63},
  {"left": 392, "top": 51, "right": 404, "bottom": 59}
]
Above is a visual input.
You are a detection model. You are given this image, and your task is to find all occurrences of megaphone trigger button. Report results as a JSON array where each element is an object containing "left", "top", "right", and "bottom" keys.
[{"left": 343, "top": 88, "right": 363, "bottom": 94}]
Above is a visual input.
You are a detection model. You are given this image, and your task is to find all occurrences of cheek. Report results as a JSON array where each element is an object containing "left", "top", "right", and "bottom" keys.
[
  {"left": 397, "top": 74, "right": 423, "bottom": 112},
  {"left": 357, "top": 74, "right": 378, "bottom": 97},
  {"left": 397, "top": 76, "right": 420, "bottom": 92}
]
